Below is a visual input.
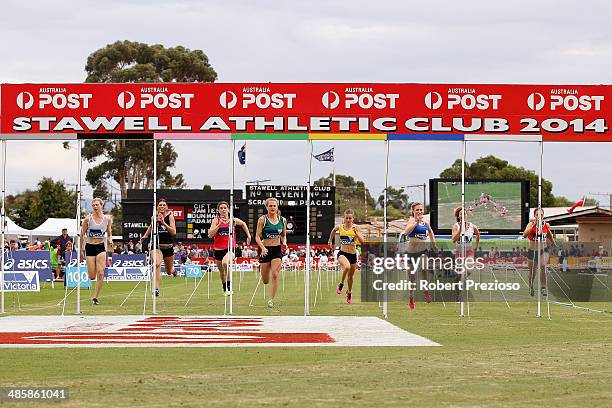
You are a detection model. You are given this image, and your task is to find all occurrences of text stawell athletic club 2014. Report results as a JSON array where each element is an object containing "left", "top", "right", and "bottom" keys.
[{"left": 4, "top": 85, "right": 608, "bottom": 138}]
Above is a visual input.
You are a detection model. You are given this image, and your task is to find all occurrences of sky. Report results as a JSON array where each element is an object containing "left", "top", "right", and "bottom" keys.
[{"left": 1, "top": 0, "right": 611, "bottom": 205}]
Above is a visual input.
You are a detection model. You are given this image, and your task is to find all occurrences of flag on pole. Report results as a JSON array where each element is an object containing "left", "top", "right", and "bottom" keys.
[
  {"left": 313, "top": 148, "right": 334, "bottom": 162},
  {"left": 567, "top": 196, "right": 586, "bottom": 213},
  {"left": 238, "top": 143, "right": 246, "bottom": 165}
]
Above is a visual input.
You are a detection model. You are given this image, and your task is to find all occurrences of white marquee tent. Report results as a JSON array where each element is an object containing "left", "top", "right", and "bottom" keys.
[
  {"left": 4, "top": 217, "right": 32, "bottom": 238},
  {"left": 29, "top": 218, "right": 78, "bottom": 238}
]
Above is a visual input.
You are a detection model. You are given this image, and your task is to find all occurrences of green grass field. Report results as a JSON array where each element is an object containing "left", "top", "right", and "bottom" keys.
[
  {"left": 1, "top": 270, "right": 611, "bottom": 408},
  {"left": 438, "top": 181, "right": 522, "bottom": 230}
]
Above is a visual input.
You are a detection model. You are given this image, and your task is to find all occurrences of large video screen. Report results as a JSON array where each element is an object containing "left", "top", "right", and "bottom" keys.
[{"left": 429, "top": 179, "right": 529, "bottom": 235}]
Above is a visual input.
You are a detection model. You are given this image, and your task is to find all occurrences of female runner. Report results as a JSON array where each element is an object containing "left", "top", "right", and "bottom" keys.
[
  {"left": 402, "top": 202, "right": 437, "bottom": 309},
  {"left": 255, "top": 198, "right": 287, "bottom": 308},
  {"left": 451, "top": 207, "right": 481, "bottom": 301},
  {"left": 208, "top": 201, "right": 251, "bottom": 296},
  {"left": 523, "top": 208, "right": 557, "bottom": 297},
  {"left": 328, "top": 209, "right": 364, "bottom": 304},
  {"left": 79, "top": 197, "right": 113, "bottom": 305},
  {"left": 141, "top": 199, "right": 176, "bottom": 297}
]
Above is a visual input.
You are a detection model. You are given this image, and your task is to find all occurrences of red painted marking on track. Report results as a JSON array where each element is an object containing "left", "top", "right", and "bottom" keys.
[
  {"left": 119, "top": 317, "right": 264, "bottom": 332},
  {"left": 0, "top": 331, "right": 333, "bottom": 345},
  {"left": 0, "top": 317, "right": 335, "bottom": 345}
]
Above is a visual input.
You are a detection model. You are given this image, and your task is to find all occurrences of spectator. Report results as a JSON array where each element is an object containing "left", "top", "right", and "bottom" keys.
[
  {"left": 45, "top": 241, "right": 60, "bottom": 281},
  {"left": 51, "top": 228, "right": 73, "bottom": 258},
  {"left": 319, "top": 253, "right": 328, "bottom": 268}
]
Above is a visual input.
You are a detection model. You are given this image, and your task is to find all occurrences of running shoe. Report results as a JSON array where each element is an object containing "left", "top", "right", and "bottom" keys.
[
  {"left": 530, "top": 286, "right": 535, "bottom": 297},
  {"left": 541, "top": 288, "right": 548, "bottom": 297},
  {"left": 224, "top": 290, "right": 234, "bottom": 297},
  {"left": 172, "top": 271, "right": 177, "bottom": 277},
  {"left": 346, "top": 292, "right": 352, "bottom": 304},
  {"left": 336, "top": 282, "right": 344, "bottom": 294},
  {"left": 92, "top": 298, "right": 99, "bottom": 305},
  {"left": 408, "top": 295, "right": 415, "bottom": 310},
  {"left": 267, "top": 299, "right": 274, "bottom": 308},
  {"left": 155, "top": 289, "right": 160, "bottom": 297},
  {"left": 424, "top": 290, "right": 432, "bottom": 304}
]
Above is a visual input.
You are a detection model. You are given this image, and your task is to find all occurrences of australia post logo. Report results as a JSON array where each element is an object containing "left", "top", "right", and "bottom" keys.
[
  {"left": 219, "top": 87, "right": 296, "bottom": 109},
  {"left": 425, "top": 88, "right": 502, "bottom": 110},
  {"left": 527, "top": 89, "right": 604, "bottom": 111},
  {"left": 321, "top": 88, "right": 399, "bottom": 109},
  {"left": 16, "top": 88, "right": 92, "bottom": 110},
  {"left": 168, "top": 206, "right": 184, "bottom": 221},
  {"left": 117, "top": 87, "right": 194, "bottom": 109}
]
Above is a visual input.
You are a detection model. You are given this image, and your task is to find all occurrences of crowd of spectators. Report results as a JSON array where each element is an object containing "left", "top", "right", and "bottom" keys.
[{"left": 4, "top": 225, "right": 610, "bottom": 282}]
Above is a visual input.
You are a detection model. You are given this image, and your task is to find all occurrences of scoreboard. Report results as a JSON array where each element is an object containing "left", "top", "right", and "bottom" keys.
[
  {"left": 244, "top": 185, "right": 335, "bottom": 244},
  {"left": 122, "top": 187, "right": 335, "bottom": 244},
  {"left": 122, "top": 189, "right": 241, "bottom": 244}
]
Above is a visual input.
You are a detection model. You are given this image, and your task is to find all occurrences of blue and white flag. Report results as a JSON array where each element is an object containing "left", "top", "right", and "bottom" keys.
[
  {"left": 238, "top": 143, "right": 246, "bottom": 165},
  {"left": 313, "top": 148, "right": 334, "bottom": 162}
]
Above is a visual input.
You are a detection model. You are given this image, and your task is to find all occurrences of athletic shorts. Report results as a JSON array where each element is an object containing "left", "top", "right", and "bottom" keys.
[
  {"left": 157, "top": 246, "right": 174, "bottom": 258},
  {"left": 259, "top": 245, "right": 282, "bottom": 263},
  {"left": 85, "top": 243, "right": 106, "bottom": 257},
  {"left": 527, "top": 248, "right": 549, "bottom": 260},
  {"left": 338, "top": 250, "right": 358, "bottom": 265},
  {"left": 214, "top": 249, "right": 229, "bottom": 261}
]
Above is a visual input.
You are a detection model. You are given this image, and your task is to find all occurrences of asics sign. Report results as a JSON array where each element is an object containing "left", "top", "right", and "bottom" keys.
[
  {"left": 111, "top": 254, "right": 147, "bottom": 267},
  {"left": 2, "top": 250, "right": 53, "bottom": 281}
]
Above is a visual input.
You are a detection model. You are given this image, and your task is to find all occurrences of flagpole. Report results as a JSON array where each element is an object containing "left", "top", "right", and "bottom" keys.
[
  {"left": 243, "top": 141, "right": 247, "bottom": 193},
  {"left": 305, "top": 140, "right": 313, "bottom": 316},
  {"left": 332, "top": 148, "right": 336, "bottom": 187},
  {"left": 383, "top": 140, "right": 389, "bottom": 319},
  {"left": 229, "top": 139, "right": 235, "bottom": 316},
  {"left": 76, "top": 140, "right": 82, "bottom": 315},
  {"left": 152, "top": 139, "right": 157, "bottom": 315},
  {"left": 1, "top": 140, "right": 6, "bottom": 314}
]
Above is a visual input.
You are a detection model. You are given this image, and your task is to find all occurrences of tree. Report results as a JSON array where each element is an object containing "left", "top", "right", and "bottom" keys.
[
  {"left": 314, "top": 174, "right": 376, "bottom": 220},
  {"left": 68, "top": 41, "right": 218, "bottom": 202},
  {"left": 6, "top": 178, "right": 76, "bottom": 229},
  {"left": 439, "top": 155, "right": 584, "bottom": 207},
  {"left": 82, "top": 139, "right": 186, "bottom": 201},
  {"left": 377, "top": 186, "right": 408, "bottom": 212},
  {"left": 85, "top": 41, "right": 217, "bottom": 83}
]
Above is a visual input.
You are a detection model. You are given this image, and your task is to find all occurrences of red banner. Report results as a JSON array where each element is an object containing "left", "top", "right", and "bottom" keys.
[{"left": 0, "top": 83, "right": 610, "bottom": 141}]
